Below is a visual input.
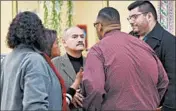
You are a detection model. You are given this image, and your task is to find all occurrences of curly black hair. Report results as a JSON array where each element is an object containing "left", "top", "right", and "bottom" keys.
[{"left": 6, "top": 11, "right": 45, "bottom": 50}]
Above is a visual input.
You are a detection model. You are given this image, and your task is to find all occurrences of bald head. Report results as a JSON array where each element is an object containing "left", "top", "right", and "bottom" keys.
[{"left": 63, "top": 26, "right": 84, "bottom": 40}]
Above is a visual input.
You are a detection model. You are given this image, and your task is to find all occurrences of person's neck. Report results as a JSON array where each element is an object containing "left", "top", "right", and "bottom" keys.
[
  {"left": 139, "top": 21, "right": 157, "bottom": 40},
  {"left": 147, "top": 21, "right": 157, "bottom": 35},
  {"left": 66, "top": 50, "right": 82, "bottom": 58},
  {"left": 103, "top": 24, "right": 121, "bottom": 36},
  {"left": 139, "top": 36, "right": 145, "bottom": 40}
]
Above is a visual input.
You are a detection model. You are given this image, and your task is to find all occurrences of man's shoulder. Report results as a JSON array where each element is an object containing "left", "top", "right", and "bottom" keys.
[
  {"left": 52, "top": 56, "right": 62, "bottom": 61},
  {"left": 51, "top": 54, "right": 68, "bottom": 64},
  {"left": 87, "top": 43, "right": 104, "bottom": 58},
  {"left": 162, "top": 31, "right": 176, "bottom": 50},
  {"left": 51, "top": 56, "right": 63, "bottom": 68},
  {"left": 162, "top": 29, "right": 176, "bottom": 40},
  {"left": 51, "top": 56, "right": 63, "bottom": 64},
  {"left": 154, "top": 23, "right": 175, "bottom": 40},
  {"left": 155, "top": 25, "right": 176, "bottom": 48}
]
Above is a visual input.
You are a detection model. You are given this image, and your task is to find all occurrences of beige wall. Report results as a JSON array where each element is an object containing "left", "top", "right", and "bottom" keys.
[
  {"left": 109, "top": 1, "right": 175, "bottom": 35},
  {"left": 73, "top": 1, "right": 107, "bottom": 49},
  {"left": 109, "top": 1, "right": 159, "bottom": 33},
  {"left": 1, "top": 1, "right": 40, "bottom": 54},
  {"left": 39, "top": 1, "right": 78, "bottom": 55},
  {"left": 109, "top": 1, "right": 133, "bottom": 33},
  {"left": 17, "top": 1, "right": 39, "bottom": 13},
  {"left": 1, "top": 1, "right": 12, "bottom": 54},
  {"left": 1, "top": 1, "right": 175, "bottom": 54}
]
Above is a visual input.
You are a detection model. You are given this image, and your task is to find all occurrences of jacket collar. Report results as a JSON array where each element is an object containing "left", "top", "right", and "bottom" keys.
[
  {"left": 145, "top": 22, "right": 164, "bottom": 41},
  {"left": 129, "top": 22, "right": 164, "bottom": 50},
  {"left": 144, "top": 22, "right": 164, "bottom": 50},
  {"left": 61, "top": 54, "right": 85, "bottom": 90},
  {"left": 60, "top": 54, "right": 86, "bottom": 82},
  {"left": 60, "top": 54, "right": 76, "bottom": 82}
]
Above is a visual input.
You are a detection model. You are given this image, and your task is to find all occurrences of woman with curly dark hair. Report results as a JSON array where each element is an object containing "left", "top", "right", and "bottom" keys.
[{"left": 0, "top": 11, "right": 67, "bottom": 111}]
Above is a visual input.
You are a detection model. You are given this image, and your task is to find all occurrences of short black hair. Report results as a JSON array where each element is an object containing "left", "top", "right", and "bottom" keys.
[
  {"left": 43, "top": 28, "right": 57, "bottom": 57},
  {"left": 128, "top": 1, "right": 157, "bottom": 20},
  {"left": 6, "top": 11, "right": 45, "bottom": 50},
  {"left": 97, "top": 7, "right": 120, "bottom": 25}
]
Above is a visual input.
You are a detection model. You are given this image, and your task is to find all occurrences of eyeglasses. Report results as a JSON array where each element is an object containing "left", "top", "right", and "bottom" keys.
[
  {"left": 127, "top": 12, "right": 148, "bottom": 21},
  {"left": 93, "top": 22, "right": 100, "bottom": 27}
]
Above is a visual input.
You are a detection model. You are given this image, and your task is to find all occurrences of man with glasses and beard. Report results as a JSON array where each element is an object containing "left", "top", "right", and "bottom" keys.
[
  {"left": 52, "top": 26, "right": 85, "bottom": 111},
  {"left": 128, "top": 1, "right": 176, "bottom": 111}
]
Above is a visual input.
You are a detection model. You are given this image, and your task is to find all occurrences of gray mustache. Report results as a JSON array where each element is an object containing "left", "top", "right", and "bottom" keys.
[{"left": 76, "top": 43, "right": 84, "bottom": 46}]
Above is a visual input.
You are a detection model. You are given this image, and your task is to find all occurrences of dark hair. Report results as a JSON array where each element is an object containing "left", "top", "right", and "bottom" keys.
[
  {"left": 43, "top": 28, "right": 57, "bottom": 57},
  {"left": 128, "top": 1, "right": 157, "bottom": 20},
  {"left": 97, "top": 7, "right": 120, "bottom": 25},
  {"left": 6, "top": 11, "right": 45, "bottom": 50}
]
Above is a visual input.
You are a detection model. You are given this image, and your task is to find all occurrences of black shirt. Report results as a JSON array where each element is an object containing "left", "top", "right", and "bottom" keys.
[{"left": 67, "top": 53, "right": 83, "bottom": 74}]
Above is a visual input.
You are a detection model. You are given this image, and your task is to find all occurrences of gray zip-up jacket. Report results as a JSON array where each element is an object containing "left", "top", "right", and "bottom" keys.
[{"left": 0, "top": 45, "right": 62, "bottom": 110}]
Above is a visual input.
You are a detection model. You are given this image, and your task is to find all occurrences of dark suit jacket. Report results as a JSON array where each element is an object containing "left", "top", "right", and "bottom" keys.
[
  {"left": 130, "top": 22, "right": 176, "bottom": 111},
  {"left": 52, "top": 54, "right": 85, "bottom": 111}
]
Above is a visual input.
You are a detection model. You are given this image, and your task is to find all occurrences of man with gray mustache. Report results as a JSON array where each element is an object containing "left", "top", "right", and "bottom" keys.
[{"left": 52, "top": 26, "right": 85, "bottom": 111}]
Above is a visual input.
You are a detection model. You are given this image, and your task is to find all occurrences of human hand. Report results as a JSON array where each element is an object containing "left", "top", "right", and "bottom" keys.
[
  {"left": 75, "top": 67, "right": 83, "bottom": 82},
  {"left": 156, "top": 106, "right": 162, "bottom": 111},
  {"left": 72, "top": 90, "right": 84, "bottom": 108},
  {"left": 70, "top": 67, "right": 83, "bottom": 90}
]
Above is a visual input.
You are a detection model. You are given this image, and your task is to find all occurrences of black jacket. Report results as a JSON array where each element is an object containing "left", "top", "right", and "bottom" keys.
[{"left": 130, "top": 22, "right": 176, "bottom": 111}]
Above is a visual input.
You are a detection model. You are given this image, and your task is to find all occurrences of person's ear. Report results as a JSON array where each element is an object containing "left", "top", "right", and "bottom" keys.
[
  {"left": 62, "top": 39, "right": 67, "bottom": 47},
  {"left": 97, "top": 23, "right": 103, "bottom": 32},
  {"left": 100, "top": 23, "right": 103, "bottom": 32},
  {"left": 147, "top": 12, "right": 153, "bottom": 21}
]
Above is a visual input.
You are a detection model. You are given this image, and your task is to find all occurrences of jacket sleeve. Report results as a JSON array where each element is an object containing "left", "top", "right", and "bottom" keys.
[
  {"left": 155, "top": 55, "right": 169, "bottom": 100},
  {"left": 21, "top": 54, "right": 50, "bottom": 110},
  {"left": 82, "top": 49, "right": 106, "bottom": 110},
  {"left": 162, "top": 35, "right": 176, "bottom": 108}
]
